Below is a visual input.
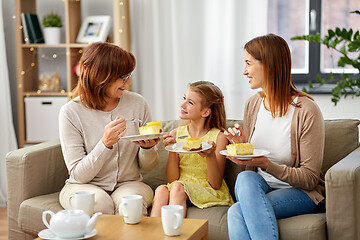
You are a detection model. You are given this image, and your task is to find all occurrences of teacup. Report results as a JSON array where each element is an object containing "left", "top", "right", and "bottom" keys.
[
  {"left": 69, "top": 191, "right": 95, "bottom": 217},
  {"left": 161, "top": 205, "right": 184, "bottom": 236},
  {"left": 118, "top": 195, "right": 143, "bottom": 224}
]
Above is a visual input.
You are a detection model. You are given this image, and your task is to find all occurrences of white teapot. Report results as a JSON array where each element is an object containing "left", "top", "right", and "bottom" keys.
[{"left": 42, "top": 209, "right": 102, "bottom": 239}]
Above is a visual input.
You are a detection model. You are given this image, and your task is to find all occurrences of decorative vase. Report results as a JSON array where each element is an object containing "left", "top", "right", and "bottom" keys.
[{"left": 43, "top": 27, "right": 61, "bottom": 44}]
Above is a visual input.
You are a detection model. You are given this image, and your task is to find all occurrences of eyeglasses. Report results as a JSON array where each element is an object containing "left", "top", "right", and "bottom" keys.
[{"left": 120, "top": 72, "right": 133, "bottom": 84}]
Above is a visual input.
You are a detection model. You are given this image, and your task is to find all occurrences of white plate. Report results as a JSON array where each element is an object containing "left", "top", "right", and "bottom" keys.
[
  {"left": 38, "top": 229, "right": 97, "bottom": 240},
  {"left": 220, "top": 149, "right": 270, "bottom": 160},
  {"left": 165, "top": 142, "right": 212, "bottom": 154},
  {"left": 121, "top": 132, "right": 167, "bottom": 142}
]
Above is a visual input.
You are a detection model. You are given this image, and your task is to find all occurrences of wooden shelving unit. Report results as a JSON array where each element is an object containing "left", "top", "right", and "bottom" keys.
[{"left": 15, "top": 0, "right": 131, "bottom": 147}]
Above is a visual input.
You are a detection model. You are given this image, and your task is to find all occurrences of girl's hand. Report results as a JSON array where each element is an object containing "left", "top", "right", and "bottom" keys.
[
  {"left": 227, "top": 155, "right": 270, "bottom": 170},
  {"left": 224, "top": 123, "right": 246, "bottom": 144},
  {"left": 134, "top": 138, "right": 160, "bottom": 149},
  {"left": 102, "top": 117, "right": 127, "bottom": 148},
  {"left": 198, "top": 141, "right": 216, "bottom": 158},
  {"left": 162, "top": 132, "right": 176, "bottom": 147}
]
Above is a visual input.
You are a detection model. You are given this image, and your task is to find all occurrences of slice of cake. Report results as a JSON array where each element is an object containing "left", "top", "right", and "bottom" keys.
[
  {"left": 138, "top": 122, "right": 162, "bottom": 135},
  {"left": 226, "top": 143, "right": 254, "bottom": 155},
  {"left": 183, "top": 138, "right": 202, "bottom": 151}
]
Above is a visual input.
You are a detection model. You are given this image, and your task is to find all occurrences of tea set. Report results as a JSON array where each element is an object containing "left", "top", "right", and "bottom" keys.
[{"left": 39, "top": 209, "right": 102, "bottom": 239}]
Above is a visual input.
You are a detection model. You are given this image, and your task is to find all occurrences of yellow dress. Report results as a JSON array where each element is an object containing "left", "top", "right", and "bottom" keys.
[{"left": 167, "top": 125, "right": 234, "bottom": 209}]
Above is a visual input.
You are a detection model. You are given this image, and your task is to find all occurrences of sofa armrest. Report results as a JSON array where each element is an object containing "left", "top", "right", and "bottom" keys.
[
  {"left": 6, "top": 139, "right": 68, "bottom": 232},
  {"left": 325, "top": 146, "right": 360, "bottom": 240}
]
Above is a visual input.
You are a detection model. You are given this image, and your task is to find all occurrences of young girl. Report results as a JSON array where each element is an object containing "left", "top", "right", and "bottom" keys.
[{"left": 150, "top": 81, "right": 233, "bottom": 217}]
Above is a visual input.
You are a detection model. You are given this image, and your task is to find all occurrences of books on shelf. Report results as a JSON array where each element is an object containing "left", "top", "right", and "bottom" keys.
[{"left": 21, "top": 13, "right": 44, "bottom": 44}]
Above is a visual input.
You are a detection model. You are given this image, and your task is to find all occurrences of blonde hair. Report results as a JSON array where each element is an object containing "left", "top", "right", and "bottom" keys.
[
  {"left": 189, "top": 81, "right": 226, "bottom": 131},
  {"left": 244, "top": 34, "right": 313, "bottom": 117}
]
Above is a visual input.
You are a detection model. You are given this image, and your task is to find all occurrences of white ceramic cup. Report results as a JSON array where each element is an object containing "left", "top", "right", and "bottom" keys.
[
  {"left": 118, "top": 195, "right": 143, "bottom": 224},
  {"left": 68, "top": 191, "right": 95, "bottom": 217},
  {"left": 161, "top": 205, "right": 184, "bottom": 236}
]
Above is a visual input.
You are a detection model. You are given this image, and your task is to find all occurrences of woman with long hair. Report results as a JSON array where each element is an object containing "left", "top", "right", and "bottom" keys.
[{"left": 225, "top": 34, "right": 325, "bottom": 240}]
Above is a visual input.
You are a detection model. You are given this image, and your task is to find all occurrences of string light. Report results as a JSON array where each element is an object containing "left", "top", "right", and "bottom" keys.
[
  {"left": 19, "top": 47, "right": 82, "bottom": 94},
  {"left": 120, "top": 2, "right": 124, "bottom": 6}
]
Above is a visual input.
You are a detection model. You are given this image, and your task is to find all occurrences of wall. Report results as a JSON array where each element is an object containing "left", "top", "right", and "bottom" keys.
[
  {"left": 314, "top": 95, "right": 360, "bottom": 120},
  {"left": 2, "top": 1, "right": 360, "bottom": 143}
]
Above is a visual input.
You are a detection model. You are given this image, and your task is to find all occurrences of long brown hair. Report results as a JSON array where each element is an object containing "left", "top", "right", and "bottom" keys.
[
  {"left": 72, "top": 42, "right": 136, "bottom": 110},
  {"left": 189, "top": 81, "right": 226, "bottom": 131},
  {"left": 244, "top": 34, "right": 313, "bottom": 117}
]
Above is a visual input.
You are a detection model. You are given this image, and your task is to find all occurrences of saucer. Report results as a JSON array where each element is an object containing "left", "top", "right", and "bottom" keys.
[{"left": 38, "top": 229, "right": 97, "bottom": 239}]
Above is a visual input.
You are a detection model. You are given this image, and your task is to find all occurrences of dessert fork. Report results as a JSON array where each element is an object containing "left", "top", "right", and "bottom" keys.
[
  {"left": 176, "top": 135, "right": 189, "bottom": 139},
  {"left": 125, "top": 118, "right": 143, "bottom": 124}
]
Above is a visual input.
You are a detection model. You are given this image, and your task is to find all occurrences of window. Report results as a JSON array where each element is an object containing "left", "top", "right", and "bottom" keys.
[
  {"left": 321, "top": 0, "right": 360, "bottom": 73},
  {"left": 267, "top": 0, "right": 360, "bottom": 85},
  {"left": 267, "top": 0, "right": 309, "bottom": 74}
]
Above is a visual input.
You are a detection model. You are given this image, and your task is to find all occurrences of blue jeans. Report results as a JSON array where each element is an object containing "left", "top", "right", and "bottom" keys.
[{"left": 227, "top": 171, "right": 322, "bottom": 240}]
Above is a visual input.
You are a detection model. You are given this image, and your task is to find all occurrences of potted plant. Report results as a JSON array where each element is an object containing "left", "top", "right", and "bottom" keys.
[
  {"left": 291, "top": 10, "right": 360, "bottom": 105},
  {"left": 42, "top": 11, "right": 62, "bottom": 44}
]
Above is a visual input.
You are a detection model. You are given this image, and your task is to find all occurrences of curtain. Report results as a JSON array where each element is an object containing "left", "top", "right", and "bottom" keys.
[
  {"left": 130, "top": 0, "right": 268, "bottom": 121},
  {"left": 0, "top": 0, "right": 18, "bottom": 207}
]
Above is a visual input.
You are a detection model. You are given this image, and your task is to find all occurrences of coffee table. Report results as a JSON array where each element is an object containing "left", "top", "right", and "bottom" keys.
[{"left": 37, "top": 215, "right": 208, "bottom": 240}]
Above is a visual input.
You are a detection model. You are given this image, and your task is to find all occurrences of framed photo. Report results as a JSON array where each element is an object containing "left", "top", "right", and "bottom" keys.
[{"left": 76, "top": 16, "right": 111, "bottom": 43}]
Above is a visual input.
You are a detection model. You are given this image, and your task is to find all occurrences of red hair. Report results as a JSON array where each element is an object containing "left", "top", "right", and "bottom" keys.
[{"left": 73, "top": 42, "right": 136, "bottom": 110}]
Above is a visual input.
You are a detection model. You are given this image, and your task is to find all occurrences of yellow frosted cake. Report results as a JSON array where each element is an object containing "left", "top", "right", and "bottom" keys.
[
  {"left": 138, "top": 122, "right": 162, "bottom": 135},
  {"left": 183, "top": 137, "right": 202, "bottom": 151},
  {"left": 226, "top": 143, "right": 254, "bottom": 155}
]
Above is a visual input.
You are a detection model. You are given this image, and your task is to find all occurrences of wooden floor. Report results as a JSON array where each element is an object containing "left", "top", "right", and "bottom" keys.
[{"left": 0, "top": 207, "right": 8, "bottom": 240}]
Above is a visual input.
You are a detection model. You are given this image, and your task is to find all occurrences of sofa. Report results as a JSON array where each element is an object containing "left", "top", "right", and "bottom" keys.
[{"left": 6, "top": 119, "right": 360, "bottom": 240}]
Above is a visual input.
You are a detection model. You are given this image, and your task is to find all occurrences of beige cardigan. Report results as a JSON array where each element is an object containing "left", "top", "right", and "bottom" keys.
[
  {"left": 243, "top": 93, "right": 325, "bottom": 204},
  {"left": 59, "top": 91, "right": 159, "bottom": 192}
]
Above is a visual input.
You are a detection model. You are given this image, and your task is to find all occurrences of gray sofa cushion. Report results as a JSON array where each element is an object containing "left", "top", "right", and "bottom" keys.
[
  {"left": 322, "top": 119, "right": 360, "bottom": 173},
  {"left": 18, "top": 192, "right": 63, "bottom": 236},
  {"left": 278, "top": 213, "right": 326, "bottom": 240}
]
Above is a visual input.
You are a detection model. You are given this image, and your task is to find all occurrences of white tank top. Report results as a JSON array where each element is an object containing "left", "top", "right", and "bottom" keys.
[{"left": 250, "top": 97, "right": 298, "bottom": 189}]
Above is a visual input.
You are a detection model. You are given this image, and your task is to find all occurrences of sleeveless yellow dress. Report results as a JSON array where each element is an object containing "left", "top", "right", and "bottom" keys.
[{"left": 167, "top": 125, "right": 234, "bottom": 208}]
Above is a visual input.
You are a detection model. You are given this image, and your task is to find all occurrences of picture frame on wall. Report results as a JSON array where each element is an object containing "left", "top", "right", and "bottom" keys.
[{"left": 76, "top": 15, "right": 111, "bottom": 43}]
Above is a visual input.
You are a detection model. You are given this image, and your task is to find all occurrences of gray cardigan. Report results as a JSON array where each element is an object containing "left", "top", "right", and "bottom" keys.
[
  {"left": 243, "top": 93, "right": 325, "bottom": 204},
  {"left": 59, "top": 91, "right": 159, "bottom": 192}
]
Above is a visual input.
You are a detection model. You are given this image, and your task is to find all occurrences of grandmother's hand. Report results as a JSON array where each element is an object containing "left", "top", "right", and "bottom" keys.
[
  {"left": 134, "top": 138, "right": 160, "bottom": 149},
  {"left": 102, "top": 117, "right": 127, "bottom": 149}
]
